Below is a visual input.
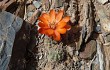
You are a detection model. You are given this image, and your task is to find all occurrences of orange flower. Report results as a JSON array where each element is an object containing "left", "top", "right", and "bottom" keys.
[{"left": 38, "top": 9, "right": 71, "bottom": 41}]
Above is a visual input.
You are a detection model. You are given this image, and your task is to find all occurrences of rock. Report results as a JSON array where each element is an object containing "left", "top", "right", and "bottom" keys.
[
  {"left": 97, "top": 8, "right": 110, "bottom": 32},
  {"left": 79, "top": 40, "right": 97, "bottom": 59},
  {"left": 0, "top": 10, "right": 23, "bottom": 70},
  {"left": 66, "top": 0, "right": 77, "bottom": 23},
  {"left": 33, "top": 1, "right": 41, "bottom": 9},
  {"left": 9, "top": 21, "right": 37, "bottom": 70},
  {"left": 94, "top": 20, "right": 102, "bottom": 33}
]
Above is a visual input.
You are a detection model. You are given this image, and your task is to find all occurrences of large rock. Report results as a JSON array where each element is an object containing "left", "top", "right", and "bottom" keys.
[
  {"left": 79, "top": 40, "right": 97, "bottom": 59},
  {"left": 0, "top": 10, "right": 23, "bottom": 70}
]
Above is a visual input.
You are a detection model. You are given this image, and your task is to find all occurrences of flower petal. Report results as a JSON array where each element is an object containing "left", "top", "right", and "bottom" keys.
[
  {"left": 46, "top": 29, "right": 54, "bottom": 35},
  {"left": 61, "top": 16, "right": 70, "bottom": 22},
  {"left": 56, "top": 28, "right": 66, "bottom": 34},
  {"left": 49, "top": 9, "right": 55, "bottom": 23},
  {"left": 38, "top": 27, "right": 54, "bottom": 36},
  {"left": 38, "top": 28, "right": 47, "bottom": 34},
  {"left": 38, "top": 16, "right": 48, "bottom": 25},
  {"left": 55, "top": 10, "right": 64, "bottom": 23},
  {"left": 64, "top": 25, "right": 71, "bottom": 30},
  {"left": 38, "top": 22, "right": 48, "bottom": 27},
  {"left": 42, "top": 13, "right": 50, "bottom": 22},
  {"left": 56, "top": 21, "right": 67, "bottom": 28},
  {"left": 53, "top": 30, "right": 61, "bottom": 41}
]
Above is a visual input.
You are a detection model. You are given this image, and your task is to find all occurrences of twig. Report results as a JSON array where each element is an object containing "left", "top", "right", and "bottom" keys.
[
  {"left": 3, "top": 0, "right": 15, "bottom": 10},
  {"left": 0, "top": 0, "right": 8, "bottom": 7},
  {"left": 23, "top": 4, "right": 27, "bottom": 20},
  {"left": 50, "top": 0, "right": 55, "bottom": 10},
  {"left": 88, "top": 55, "right": 96, "bottom": 70},
  {"left": 96, "top": 40, "right": 105, "bottom": 70}
]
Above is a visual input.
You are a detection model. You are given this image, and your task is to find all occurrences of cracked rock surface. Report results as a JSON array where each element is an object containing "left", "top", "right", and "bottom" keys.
[{"left": 0, "top": 10, "right": 23, "bottom": 70}]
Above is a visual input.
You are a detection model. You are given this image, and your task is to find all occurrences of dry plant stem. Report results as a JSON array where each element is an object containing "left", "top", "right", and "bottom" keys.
[
  {"left": 3, "top": 0, "right": 15, "bottom": 10},
  {"left": 99, "top": 34, "right": 110, "bottom": 45},
  {"left": 0, "top": 0, "right": 8, "bottom": 6},
  {"left": 88, "top": 55, "right": 96, "bottom": 70},
  {"left": 23, "top": 4, "right": 27, "bottom": 20},
  {"left": 50, "top": 0, "right": 55, "bottom": 10},
  {"left": 103, "top": 43, "right": 110, "bottom": 46},
  {"left": 96, "top": 40, "right": 104, "bottom": 70},
  {"left": 41, "top": 0, "right": 49, "bottom": 12},
  {"left": 28, "top": 10, "right": 38, "bottom": 25},
  {"left": 15, "top": 5, "right": 21, "bottom": 16},
  {"left": 99, "top": 34, "right": 105, "bottom": 44},
  {"left": 0, "top": 41, "right": 4, "bottom": 55}
]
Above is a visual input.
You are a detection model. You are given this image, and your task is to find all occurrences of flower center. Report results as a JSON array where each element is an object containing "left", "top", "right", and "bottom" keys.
[{"left": 49, "top": 22, "right": 56, "bottom": 29}]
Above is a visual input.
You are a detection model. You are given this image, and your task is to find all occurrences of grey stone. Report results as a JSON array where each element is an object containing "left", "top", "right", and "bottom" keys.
[
  {"left": 33, "top": 1, "right": 41, "bottom": 9},
  {"left": 79, "top": 40, "right": 97, "bottom": 59},
  {"left": 0, "top": 10, "right": 23, "bottom": 70}
]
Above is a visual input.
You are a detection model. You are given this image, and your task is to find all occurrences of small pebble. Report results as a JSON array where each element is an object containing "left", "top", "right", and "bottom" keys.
[
  {"left": 95, "top": 24, "right": 101, "bottom": 33},
  {"left": 33, "top": 1, "right": 41, "bottom": 8}
]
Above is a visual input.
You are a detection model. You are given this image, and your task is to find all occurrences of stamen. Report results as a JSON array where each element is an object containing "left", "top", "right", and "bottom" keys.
[{"left": 49, "top": 22, "right": 56, "bottom": 29}]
